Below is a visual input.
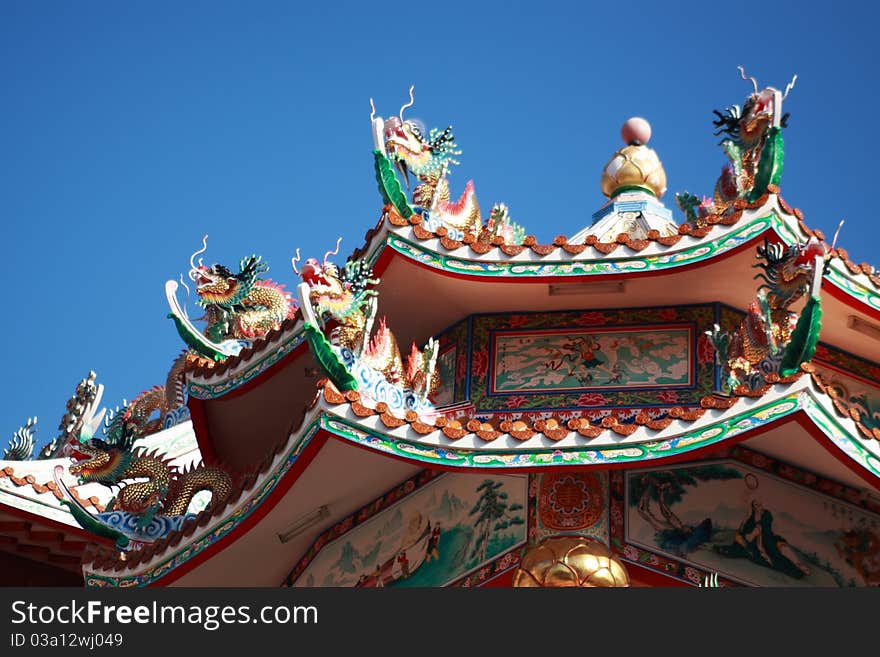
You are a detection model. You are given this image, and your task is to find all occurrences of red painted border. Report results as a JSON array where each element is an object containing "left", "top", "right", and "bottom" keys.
[
  {"left": 129, "top": 405, "right": 877, "bottom": 586},
  {"left": 793, "top": 414, "right": 880, "bottom": 491},
  {"left": 145, "top": 430, "right": 329, "bottom": 587},
  {"left": 377, "top": 230, "right": 769, "bottom": 285},
  {"left": 825, "top": 278, "right": 880, "bottom": 323},
  {"left": 187, "top": 396, "right": 216, "bottom": 466},
  {"left": 479, "top": 567, "right": 516, "bottom": 587}
]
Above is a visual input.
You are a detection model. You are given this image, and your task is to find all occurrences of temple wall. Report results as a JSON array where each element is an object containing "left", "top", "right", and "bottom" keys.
[{"left": 284, "top": 445, "right": 880, "bottom": 587}]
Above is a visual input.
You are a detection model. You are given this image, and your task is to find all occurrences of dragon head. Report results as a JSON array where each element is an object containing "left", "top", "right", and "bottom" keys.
[
  {"left": 713, "top": 67, "right": 797, "bottom": 149},
  {"left": 754, "top": 237, "right": 826, "bottom": 310},
  {"left": 67, "top": 438, "right": 129, "bottom": 483},
  {"left": 292, "top": 238, "right": 343, "bottom": 292},
  {"left": 373, "top": 86, "right": 460, "bottom": 187},
  {"left": 64, "top": 393, "right": 136, "bottom": 485},
  {"left": 187, "top": 235, "right": 267, "bottom": 309}
]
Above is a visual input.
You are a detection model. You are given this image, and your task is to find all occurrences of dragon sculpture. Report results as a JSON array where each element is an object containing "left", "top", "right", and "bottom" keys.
[
  {"left": 188, "top": 235, "right": 296, "bottom": 341},
  {"left": 677, "top": 67, "right": 797, "bottom": 225},
  {"left": 166, "top": 235, "right": 297, "bottom": 361},
  {"left": 706, "top": 236, "right": 826, "bottom": 392},
  {"left": 56, "top": 377, "right": 232, "bottom": 548},
  {"left": 121, "top": 351, "right": 189, "bottom": 436},
  {"left": 371, "top": 87, "right": 524, "bottom": 243},
  {"left": 293, "top": 240, "right": 440, "bottom": 403}
]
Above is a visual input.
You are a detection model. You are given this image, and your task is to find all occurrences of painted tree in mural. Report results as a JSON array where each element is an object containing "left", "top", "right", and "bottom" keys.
[
  {"left": 468, "top": 480, "right": 524, "bottom": 564},
  {"left": 628, "top": 465, "right": 742, "bottom": 556}
]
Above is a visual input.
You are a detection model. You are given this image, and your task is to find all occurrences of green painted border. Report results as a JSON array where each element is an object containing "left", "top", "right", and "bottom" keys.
[
  {"left": 826, "top": 266, "right": 880, "bottom": 312},
  {"left": 185, "top": 210, "right": 880, "bottom": 401},
  {"left": 83, "top": 421, "right": 322, "bottom": 588},
  {"left": 83, "top": 388, "right": 880, "bottom": 587},
  {"left": 319, "top": 392, "right": 880, "bottom": 477},
  {"left": 385, "top": 215, "right": 772, "bottom": 278},
  {"left": 798, "top": 391, "right": 880, "bottom": 477},
  {"left": 188, "top": 332, "right": 306, "bottom": 399},
  {"left": 320, "top": 394, "right": 805, "bottom": 468}
]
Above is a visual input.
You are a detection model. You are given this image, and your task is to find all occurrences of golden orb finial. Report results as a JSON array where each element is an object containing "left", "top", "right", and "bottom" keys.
[
  {"left": 600, "top": 117, "right": 667, "bottom": 199},
  {"left": 513, "top": 536, "right": 630, "bottom": 587}
]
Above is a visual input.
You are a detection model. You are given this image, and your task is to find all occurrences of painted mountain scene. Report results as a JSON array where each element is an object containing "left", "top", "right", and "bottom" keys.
[
  {"left": 294, "top": 473, "right": 527, "bottom": 587},
  {"left": 625, "top": 462, "right": 880, "bottom": 587},
  {"left": 491, "top": 326, "right": 692, "bottom": 393}
]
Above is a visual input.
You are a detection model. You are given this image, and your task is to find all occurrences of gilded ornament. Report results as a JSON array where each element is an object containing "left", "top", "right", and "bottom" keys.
[{"left": 513, "top": 536, "right": 630, "bottom": 587}]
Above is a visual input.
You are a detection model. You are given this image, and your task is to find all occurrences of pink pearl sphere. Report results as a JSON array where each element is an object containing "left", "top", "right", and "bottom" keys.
[{"left": 621, "top": 117, "right": 652, "bottom": 145}]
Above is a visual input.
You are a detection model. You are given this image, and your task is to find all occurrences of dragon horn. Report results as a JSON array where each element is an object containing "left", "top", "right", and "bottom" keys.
[
  {"left": 831, "top": 219, "right": 845, "bottom": 250},
  {"left": 188, "top": 234, "right": 209, "bottom": 281},
  {"left": 399, "top": 85, "right": 415, "bottom": 121},
  {"left": 783, "top": 74, "right": 798, "bottom": 100},
  {"left": 189, "top": 234, "right": 208, "bottom": 271},
  {"left": 291, "top": 248, "right": 302, "bottom": 275},
  {"left": 370, "top": 98, "right": 376, "bottom": 122},
  {"left": 323, "top": 238, "right": 342, "bottom": 266},
  {"left": 737, "top": 66, "right": 759, "bottom": 96}
]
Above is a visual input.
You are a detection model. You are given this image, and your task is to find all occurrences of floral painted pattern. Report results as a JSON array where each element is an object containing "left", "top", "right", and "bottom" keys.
[{"left": 469, "top": 305, "right": 716, "bottom": 412}]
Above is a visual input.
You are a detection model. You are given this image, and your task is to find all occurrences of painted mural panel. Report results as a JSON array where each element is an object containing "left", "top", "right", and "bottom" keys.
[
  {"left": 292, "top": 472, "right": 528, "bottom": 587},
  {"left": 623, "top": 460, "right": 880, "bottom": 587},
  {"left": 491, "top": 326, "right": 692, "bottom": 393},
  {"left": 469, "top": 305, "right": 715, "bottom": 413}
]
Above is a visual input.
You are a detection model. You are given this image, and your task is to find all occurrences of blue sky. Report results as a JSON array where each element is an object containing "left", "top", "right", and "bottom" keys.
[{"left": 1, "top": 1, "right": 875, "bottom": 451}]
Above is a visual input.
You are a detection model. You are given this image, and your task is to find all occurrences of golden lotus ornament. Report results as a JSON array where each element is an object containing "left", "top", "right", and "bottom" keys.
[{"left": 513, "top": 536, "right": 630, "bottom": 587}]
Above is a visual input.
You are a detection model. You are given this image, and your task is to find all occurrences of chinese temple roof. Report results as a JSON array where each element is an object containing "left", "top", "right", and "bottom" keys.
[
  {"left": 76, "top": 361, "right": 880, "bottom": 586},
  {"left": 8, "top": 70, "right": 880, "bottom": 587}
]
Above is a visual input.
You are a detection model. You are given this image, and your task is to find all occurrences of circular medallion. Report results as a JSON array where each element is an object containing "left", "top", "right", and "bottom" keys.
[{"left": 538, "top": 472, "right": 604, "bottom": 530}]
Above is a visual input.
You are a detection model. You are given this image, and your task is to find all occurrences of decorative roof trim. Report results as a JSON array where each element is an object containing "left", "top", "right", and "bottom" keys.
[
  {"left": 183, "top": 190, "right": 879, "bottom": 395},
  {"left": 312, "top": 375, "right": 879, "bottom": 475},
  {"left": 81, "top": 364, "right": 880, "bottom": 586},
  {"left": 1, "top": 465, "right": 103, "bottom": 511},
  {"left": 81, "top": 417, "right": 324, "bottom": 587}
]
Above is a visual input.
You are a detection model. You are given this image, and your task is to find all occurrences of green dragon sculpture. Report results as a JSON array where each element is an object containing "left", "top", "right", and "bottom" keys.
[
  {"left": 371, "top": 87, "right": 524, "bottom": 244},
  {"left": 706, "top": 237, "right": 826, "bottom": 393},
  {"left": 293, "top": 241, "right": 440, "bottom": 401},
  {"left": 58, "top": 377, "right": 232, "bottom": 546},
  {"left": 677, "top": 67, "right": 797, "bottom": 225},
  {"left": 167, "top": 235, "right": 297, "bottom": 361}
]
